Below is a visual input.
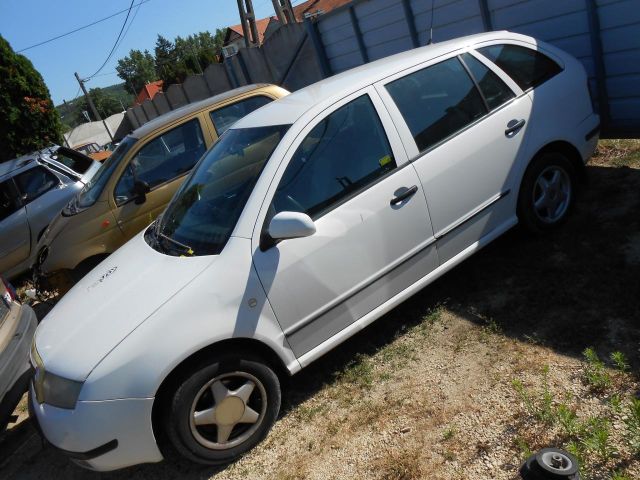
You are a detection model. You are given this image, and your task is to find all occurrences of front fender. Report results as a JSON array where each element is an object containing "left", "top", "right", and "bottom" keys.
[{"left": 79, "top": 237, "right": 299, "bottom": 401}]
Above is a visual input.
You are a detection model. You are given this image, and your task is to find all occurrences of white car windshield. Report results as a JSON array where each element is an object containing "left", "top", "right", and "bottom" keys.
[{"left": 150, "top": 125, "right": 289, "bottom": 256}]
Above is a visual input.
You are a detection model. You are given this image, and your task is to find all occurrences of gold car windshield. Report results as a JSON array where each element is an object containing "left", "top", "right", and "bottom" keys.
[{"left": 151, "top": 125, "right": 290, "bottom": 256}]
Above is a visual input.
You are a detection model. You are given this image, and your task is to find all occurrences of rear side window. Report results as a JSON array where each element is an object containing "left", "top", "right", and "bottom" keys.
[
  {"left": 53, "top": 148, "right": 93, "bottom": 174},
  {"left": 210, "top": 96, "right": 273, "bottom": 135},
  {"left": 386, "top": 57, "right": 486, "bottom": 152},
  {"left": 272, "top": 95, "right": 396, "bottom": 219},
  {"left": 460, "top": 53, "right": 515, "bottom": 110},
  {"left": 14, "top": 166, "right": 58, "bottom": 203},
  {"left": 0, "top": 180, "right": 21, "bottom": 221},
  {"left": 477, "top": 44, "right": 562, "bottom": 91},
  {"left": 115, "top": 119, "right": 205, "bottom": 205}
]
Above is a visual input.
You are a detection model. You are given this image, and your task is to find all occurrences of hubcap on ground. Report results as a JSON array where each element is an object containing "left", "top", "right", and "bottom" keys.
[
  {"left": 532, "top": 165, "right": 571, "bottom": 223},
  {"left": 189, "top": 371, "right": 267, "bottom": 450}
]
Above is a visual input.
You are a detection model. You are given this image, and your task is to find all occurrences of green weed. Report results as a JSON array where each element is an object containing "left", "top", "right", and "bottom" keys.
[
  {"left": 581, "top": 417, "right": 616, "bottom": 461},
  {"left": 624, "top": 398, "right": 640, "bottom": 454},
  {"left": 610, "top": 351, "right": 630, "bottom": 373},
  {"left": 582, "top": 347, "right": 612, "bottom": 392}
]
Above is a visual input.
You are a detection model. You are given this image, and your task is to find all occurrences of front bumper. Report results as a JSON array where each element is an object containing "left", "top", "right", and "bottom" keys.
[{"left": 29, "top": 387, "right": 163, "bottom": 471}]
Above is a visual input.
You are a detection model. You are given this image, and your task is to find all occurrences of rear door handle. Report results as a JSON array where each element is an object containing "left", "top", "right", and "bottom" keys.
[
  {"left": 505, "top": 118, "right": 526, "bottom": 136},
  {"left": 390, "top": 185, "right": 418, "bottom": 205}
]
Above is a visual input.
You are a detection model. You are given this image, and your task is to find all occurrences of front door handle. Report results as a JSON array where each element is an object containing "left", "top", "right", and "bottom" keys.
[
  {"left": 390, "top": 185, "right": 418, "bottom": 205},
  {"left": 505, "top": 118, "right": 526, "bottom": 136}
]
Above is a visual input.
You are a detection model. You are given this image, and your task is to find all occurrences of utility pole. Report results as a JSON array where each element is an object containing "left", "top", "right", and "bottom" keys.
[
  {"left": 245, "top": 0, "right": 260, "bottom": 46},
  {"left": 271, "top": 0, "right": 295, "bottom": 24},
  {"left": 236, "top": 0, "right": 259, "bottom": 47},
  {"left": 272, "top": 0, "right": 286, "bottom": 24},
  {"left": 61, "top": 99, "right": 72, "bottom": 148},
  {"left": 282, "top": 0, "right": 295, "bottom": 24},
  {"left": 74, "top": 72, "right": 114, "bottom": 142}
]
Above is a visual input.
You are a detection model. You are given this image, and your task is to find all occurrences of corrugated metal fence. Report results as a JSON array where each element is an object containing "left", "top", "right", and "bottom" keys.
[
  {"left": 312, "top": 0, "right": 639, "bottom": 137},
  {"left": 126, "top": 0, "right": 639, "bottom": 138}
]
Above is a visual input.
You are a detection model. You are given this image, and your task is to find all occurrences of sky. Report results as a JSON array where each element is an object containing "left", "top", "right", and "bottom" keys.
[{"left": 0, "top": 0, "right": 299, "bottom": 105}]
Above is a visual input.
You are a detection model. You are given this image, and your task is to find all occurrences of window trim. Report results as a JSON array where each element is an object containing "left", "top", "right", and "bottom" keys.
[
  {"left": 209, "top": 94, "right": 275, "bottom": 136},
  {"left": 14, "top": 166, "right": 61, "bottom": 205},
  {"left": 254, "top": 87, "right": 410, "bottom": 249},
  {"left": 381, "top": 55, "right": 495, "bottom": 157},
  {"left": 112, "top": 117, "right": 206, "bottom": 207},
  {"left": 474, "top": 41, "right": 565, "bottom": 94}
]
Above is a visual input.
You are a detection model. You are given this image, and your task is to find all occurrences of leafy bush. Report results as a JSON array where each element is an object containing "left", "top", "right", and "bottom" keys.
[{"left": 0, "top": 34, "right": 61, "bottom": 161}]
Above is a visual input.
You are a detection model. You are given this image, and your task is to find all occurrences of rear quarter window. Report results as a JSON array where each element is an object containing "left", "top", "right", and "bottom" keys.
[{"left": 477, "top": 44, "right": 562, "bottom": 91}]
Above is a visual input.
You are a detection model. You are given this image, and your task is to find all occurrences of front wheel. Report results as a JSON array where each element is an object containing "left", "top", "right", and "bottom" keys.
[
  {"left": 164, "top": 354, "right": 281, "bottom": 465},
  {"left": 517, "top": 152, "right": 577, "bottom": 233}
]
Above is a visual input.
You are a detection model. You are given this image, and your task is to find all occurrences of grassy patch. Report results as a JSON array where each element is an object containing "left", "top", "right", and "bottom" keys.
[
  {"left": 510, "top": 349, "right": 639, "bottom": 479},
  {"left": 593, "top": 139, "right": 640, "bottom": 167},
  {"left": 582, "top": 347, "right": 612, "bottom": 393}
]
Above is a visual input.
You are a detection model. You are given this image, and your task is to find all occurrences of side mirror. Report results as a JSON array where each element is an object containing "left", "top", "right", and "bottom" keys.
[
  {"left": 262, "top": 212, "right": 315, "bottom": 250},
  {"left": 133, "top": 180, "right": 150, "bottom": 205}
]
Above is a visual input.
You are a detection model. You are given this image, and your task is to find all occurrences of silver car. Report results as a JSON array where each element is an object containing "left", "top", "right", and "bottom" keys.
[{"left": 0, "top": 153, "right": 99, "bottom": 280}]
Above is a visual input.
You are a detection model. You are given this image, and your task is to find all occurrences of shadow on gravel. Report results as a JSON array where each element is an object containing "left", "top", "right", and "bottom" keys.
[{"left": 2, "top": 164, "right": 639, "bottom": 479}]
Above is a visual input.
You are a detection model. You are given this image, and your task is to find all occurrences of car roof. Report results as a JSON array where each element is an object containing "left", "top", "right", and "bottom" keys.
[
  {"left": 131, "top": 83, "right": 273, "bottom": 139},
  {"left": 235, "top": 31, "right": 535, "bottom": 129},
  {"left": 0, "top": 156, "right": 37, "bottom": 179}
]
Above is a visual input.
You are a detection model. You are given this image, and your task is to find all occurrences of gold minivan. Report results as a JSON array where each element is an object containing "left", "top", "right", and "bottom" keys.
[{"left": 35, "top": 84, "right": 289, "bottom": 292}]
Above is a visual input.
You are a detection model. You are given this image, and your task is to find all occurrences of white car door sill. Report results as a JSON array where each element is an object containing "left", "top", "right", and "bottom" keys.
[{"left": 296, "top": 215, "right": 518, "bottom": 369}]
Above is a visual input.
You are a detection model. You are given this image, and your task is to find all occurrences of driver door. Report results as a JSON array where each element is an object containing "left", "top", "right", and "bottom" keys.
[{"left": 252, "top": 89, "right": 438, "bottom": 358}]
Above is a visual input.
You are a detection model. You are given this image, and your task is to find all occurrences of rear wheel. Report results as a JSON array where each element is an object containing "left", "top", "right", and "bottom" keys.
[
  {"left": 518, "top": 152, "right": 576, "bottom": 233},
  {"left": 164, "top": 354, "right": 280, "bottom": 465}
]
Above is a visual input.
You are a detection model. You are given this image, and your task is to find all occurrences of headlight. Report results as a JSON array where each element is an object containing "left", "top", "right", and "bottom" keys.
[{"left": 31, "top": 342, "right": 83, "bottom": 409}]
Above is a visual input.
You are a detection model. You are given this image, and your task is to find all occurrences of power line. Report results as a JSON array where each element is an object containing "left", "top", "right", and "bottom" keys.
[
  {"left": 85, "top": 0, "right": 137, "bottom": 80},
  {"left": 16, "top": 0, "right": 151, "bottom": 53}
]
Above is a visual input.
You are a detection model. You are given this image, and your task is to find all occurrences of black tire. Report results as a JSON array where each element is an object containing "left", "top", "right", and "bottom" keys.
[
  {"left": 163, "top": 354, "right": 281, "bottom": 465},
  {"left": 517, "top": 151, "right": 576, "bottom": 234}
]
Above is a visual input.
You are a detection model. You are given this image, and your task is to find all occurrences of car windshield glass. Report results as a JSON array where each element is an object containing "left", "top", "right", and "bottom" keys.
[
  {"left": 76, "top": 136, "right": 136, "bottom": 208},
  {"left": 152, "top": 125, "right": 289, "bottom": 256}
]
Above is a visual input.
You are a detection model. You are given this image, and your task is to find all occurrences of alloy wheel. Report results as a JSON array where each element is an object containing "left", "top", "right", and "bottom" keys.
[
  {"left": 532, "top": 165, "right": 571, "bottom": 223},
  {"left": 189, "top": 371, "right": 267, "bottom": 450}
]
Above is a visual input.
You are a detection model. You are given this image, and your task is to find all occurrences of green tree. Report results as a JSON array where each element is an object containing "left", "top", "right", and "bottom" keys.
[
  {"left": 154, "top": 31, "right": 224, "bottom": 88},
  {"left": 77, "top": 87, "right": 123, "bottom": 120},
  {"left": 154, "top": 35, "right": 181, "bottom": 86},
  {"left": 116, "top": 49, "right": 157, "bottom": 95},
  {"left": 0, "top": 34, "right": 62, "bottom": 161}
]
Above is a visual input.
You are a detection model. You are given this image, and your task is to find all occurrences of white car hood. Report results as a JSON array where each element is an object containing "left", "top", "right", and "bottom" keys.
[{"left": 35, "top": 232, "right": 216, "bottom": 381}]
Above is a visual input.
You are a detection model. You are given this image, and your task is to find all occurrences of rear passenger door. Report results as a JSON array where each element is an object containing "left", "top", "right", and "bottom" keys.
[{"left": 377, "top": 52, "right": 532, "bottom": 263}]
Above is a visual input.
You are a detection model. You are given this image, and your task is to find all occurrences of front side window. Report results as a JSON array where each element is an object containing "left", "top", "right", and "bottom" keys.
[
  {"left": 272, "top": 95, "right": 396, "bottom": 219},
  {"left": 386, "top": 57, "right": 487, "bottom": 153},
  {"left": 477, "top": 44, "right": 562, "bottom": 91},
  {"left": 14, "top": 166, "right": 58, "bottom": 203},
  {"left": 152, "top": 124, "right": 289, "bottom": 256},
  {"left": 0, "top": 180, "right": 21, "bottom": 222},
  {"left": 115, "top": 119, "right": 205, "bottom": 205},
  {"left": 73, "top": 136, "right": 137, "bottom": 212},
  {"left": 460, "top": 53, "right": 515, "bottom": 110},
  {"left": 210, "top": 96, "right": 273, "bottom": 135}
]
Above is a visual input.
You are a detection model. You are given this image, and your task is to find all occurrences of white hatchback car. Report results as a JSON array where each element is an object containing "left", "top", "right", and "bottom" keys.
[{"left": 31, "top": 31, "right": 599, "bottom": 471}]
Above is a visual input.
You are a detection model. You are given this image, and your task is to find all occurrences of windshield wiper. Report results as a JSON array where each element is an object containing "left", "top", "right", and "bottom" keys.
[{"left": 157, "top": 231, "right": 194, "bottom": 256}]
